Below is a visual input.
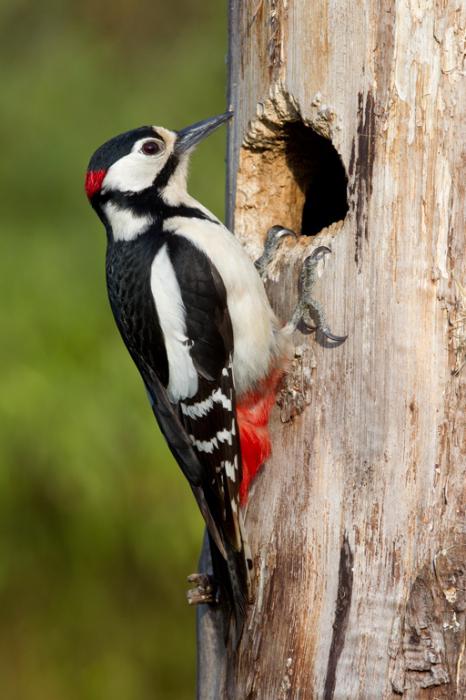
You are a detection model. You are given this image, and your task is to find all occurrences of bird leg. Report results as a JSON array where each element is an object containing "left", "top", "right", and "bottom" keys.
[
  {"left": 283, "top": 246, "right": 347, "bottom": 342},
  {"left": 255, "top": 225, "right": 297, "bottom": 278},
  {"left": 255, "top": 226, "right": 347, "bottom": 342},
  {"left": 186, "top": 573, "right": 218, "bottom": 606}
]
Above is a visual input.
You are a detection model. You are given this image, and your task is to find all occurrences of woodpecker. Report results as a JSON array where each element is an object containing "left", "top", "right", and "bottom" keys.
[{"left": 85, "top": 112, "right": 345, "bottom": 644}]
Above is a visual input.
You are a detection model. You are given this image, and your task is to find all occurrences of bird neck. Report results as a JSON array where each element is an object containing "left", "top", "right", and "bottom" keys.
[
  {"left": 103, "top": 200, "right": 154, "bottom": 242},
  {"left": 159, "top": 156, "right": 190, "bottom": 206},
  {"left": 102, "top": 186, "right": 218, "bottom": 244}
]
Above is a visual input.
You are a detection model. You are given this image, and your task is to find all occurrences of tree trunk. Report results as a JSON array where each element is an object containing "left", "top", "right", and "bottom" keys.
[{"left": 198, "top": 1, "right": 466, "bottom": 697}]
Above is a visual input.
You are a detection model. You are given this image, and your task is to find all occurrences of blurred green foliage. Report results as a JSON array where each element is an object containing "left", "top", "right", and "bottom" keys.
[{"left": 0, "top": 2, "right": 227, "bottom": 697}]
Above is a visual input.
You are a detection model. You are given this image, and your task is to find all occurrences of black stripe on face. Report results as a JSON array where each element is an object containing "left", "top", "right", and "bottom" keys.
[
  {"left": 101, "top": 187, "right": 219, "bottom": 225},
  {"left": 154, "top": 153, "right": 179, "bottom": 190}
]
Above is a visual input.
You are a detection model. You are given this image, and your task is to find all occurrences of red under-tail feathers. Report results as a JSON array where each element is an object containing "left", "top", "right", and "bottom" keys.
[{"left": 237, "top": 368, "right": 284, "bottom": 503}]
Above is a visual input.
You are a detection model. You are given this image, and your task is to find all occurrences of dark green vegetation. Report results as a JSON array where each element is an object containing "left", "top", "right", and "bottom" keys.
[{"left": 0, "top": 2, "right": 226, "bottom": 697}]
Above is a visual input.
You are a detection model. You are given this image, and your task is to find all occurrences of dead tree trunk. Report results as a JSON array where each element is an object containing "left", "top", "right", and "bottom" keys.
[{"left": 197, "top": 1, "right": 466, "bottom": 697}]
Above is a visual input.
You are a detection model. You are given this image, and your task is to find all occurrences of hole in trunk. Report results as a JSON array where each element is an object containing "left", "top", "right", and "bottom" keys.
[
  {"left": 284, "top": 122, "right": 349, "bottom": 236},
  {"left": 234, "top": 94, "right": 349, "bottom": 251}
]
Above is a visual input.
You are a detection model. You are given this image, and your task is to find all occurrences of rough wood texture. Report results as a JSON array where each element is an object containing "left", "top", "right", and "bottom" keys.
[{"left": 198, "top": 1, "right": 465, "bottom": 697}]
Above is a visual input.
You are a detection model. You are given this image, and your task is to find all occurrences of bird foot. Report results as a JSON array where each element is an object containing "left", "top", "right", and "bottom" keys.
[
  {"left": 284, "top": 245, "right": 347, "bottom": 343},
  {"left": 255, "top": 225, "right": 297, "bottom": 278},
  {"left": 186, "top": 573, "right": 218, "bottom": 606},
  {"left": 255, "top": 226, "right": 347, "bottom": 343}
]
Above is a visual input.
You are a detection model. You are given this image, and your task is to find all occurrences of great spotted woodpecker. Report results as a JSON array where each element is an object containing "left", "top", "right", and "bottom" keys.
[{"left": 85, "top": 112, "right": 344, "bottom": 643}]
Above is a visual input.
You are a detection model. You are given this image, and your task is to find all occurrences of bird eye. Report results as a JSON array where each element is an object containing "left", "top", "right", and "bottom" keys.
[{"left": 141, "top": 140, "right": 162, "bottom": 156}]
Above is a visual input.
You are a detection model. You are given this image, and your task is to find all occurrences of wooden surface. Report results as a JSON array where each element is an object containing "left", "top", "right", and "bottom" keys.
[{"left": 198, "top": 1, "right": 466, "bottom": 697}]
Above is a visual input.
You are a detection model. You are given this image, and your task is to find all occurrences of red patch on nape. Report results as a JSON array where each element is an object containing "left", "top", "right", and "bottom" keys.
[
  {"left": 237, "top": 368, "right": 284, "bottom": 504},
  {"left": 85, "top": 169, "right": 107, "bottom": 199}
]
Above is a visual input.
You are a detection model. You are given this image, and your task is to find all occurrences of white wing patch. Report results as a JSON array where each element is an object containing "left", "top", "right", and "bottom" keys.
[{"left": 150, "top": 244, "right": 198, "bottom": 402}]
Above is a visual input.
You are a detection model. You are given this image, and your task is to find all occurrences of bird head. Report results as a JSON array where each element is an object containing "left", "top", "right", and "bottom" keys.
[{"left": 85, "top": 112, "right": 232, "bottom": 207}]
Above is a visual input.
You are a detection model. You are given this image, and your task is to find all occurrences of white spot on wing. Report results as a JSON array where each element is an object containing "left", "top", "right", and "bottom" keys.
[
  {"left": 180, "top": 386, "right": 232, "bottom": 419},
  {"left": 212, "top": 388, "right": 232, "bottom": 411},
  {"left": 216, "top": 428, "right": 233, "bottom": 446},
  {"left": 181, "top": 395, "right": 214, "bottom": 419},
  {"left": 189, "top": 420, "right": 236, "bottom": 453},
  {"left": 151, "top": 244, "right": 198, "bottom": 402},
  {"left": 224, "top": 456, "right": 238, "bottom": 482},
  {"left": 190, "top": 436, "right": 217, "bottom": 453}
]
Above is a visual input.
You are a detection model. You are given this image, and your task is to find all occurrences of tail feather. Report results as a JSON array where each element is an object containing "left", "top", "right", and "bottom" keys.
[
  {"left": 201, "top": 367, "right": 284, "bottom": 645},
  {"left": 226, "top": 546, "right": 250, "bottom": 646},
  {"left": 208, "top": 534, "right": 250, "bottom": 647}
]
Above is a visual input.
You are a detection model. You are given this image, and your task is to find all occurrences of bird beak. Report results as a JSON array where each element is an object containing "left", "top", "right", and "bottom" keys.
[{"left": 175, "top": 112, "right": 233, "bottom": 155}]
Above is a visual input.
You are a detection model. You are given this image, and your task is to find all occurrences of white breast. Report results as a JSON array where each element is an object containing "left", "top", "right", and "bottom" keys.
[{"left": 164, "top": 215, "right": 282, "bottom": 396}]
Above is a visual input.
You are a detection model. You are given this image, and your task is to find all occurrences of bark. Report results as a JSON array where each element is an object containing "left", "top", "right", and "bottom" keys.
[{"left": 198, "top": 1, "right": 466, "bottom": 697}]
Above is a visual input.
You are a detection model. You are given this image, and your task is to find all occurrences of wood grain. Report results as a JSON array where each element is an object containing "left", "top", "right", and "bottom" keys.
[{"left": 198, "top": 1, "right": 466, "bottom": 697}]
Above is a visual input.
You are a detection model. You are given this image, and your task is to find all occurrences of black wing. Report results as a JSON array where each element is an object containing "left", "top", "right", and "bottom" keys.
[
  {"left": 131, "top": 233, "right": 250, "bottom": 638},
  {"left": 168, "top": 236, "right": 243, "bottom": 550}
]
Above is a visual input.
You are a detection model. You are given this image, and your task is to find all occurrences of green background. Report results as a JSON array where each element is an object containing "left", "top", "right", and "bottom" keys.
[{"left": 0, "top": 2, "right": 226, "bottom": 697}]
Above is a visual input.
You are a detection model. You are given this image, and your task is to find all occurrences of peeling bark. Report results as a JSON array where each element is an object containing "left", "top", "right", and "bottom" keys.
[{"left": 198, "top": 1, "right": 466, "bottom": 697}]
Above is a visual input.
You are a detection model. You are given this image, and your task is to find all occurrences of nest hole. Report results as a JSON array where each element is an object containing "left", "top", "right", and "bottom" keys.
[
  {"left": 284, "top": 121, "right": 349, "bottom": 236},
  {"left": 236, "top": 113, "right": 349, "bottom": 245}
]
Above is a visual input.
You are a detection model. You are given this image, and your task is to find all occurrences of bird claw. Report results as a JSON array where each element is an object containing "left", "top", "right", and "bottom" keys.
[
  {"left": 266, "top": 225, "right": 298, "bottom": 243},
  {"left": 285, "top": 246, "right": 347, "bottom": 343},
  {"left": 319, "top": 327, "right": 348, "bottom": 343},
  {"left": 255, "top": 225, "right": 298, "bottom": 277},
  {"left": 186, "top": 573, "right": 218, "bottom": 606},
  {"left": 306, "top": 245, "right": 332, "bottom": 262}
]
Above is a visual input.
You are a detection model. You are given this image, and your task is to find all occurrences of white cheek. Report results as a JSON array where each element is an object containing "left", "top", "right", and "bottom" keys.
[{"left": 103, "top": 152, "right": 163, "bottom": 193}]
